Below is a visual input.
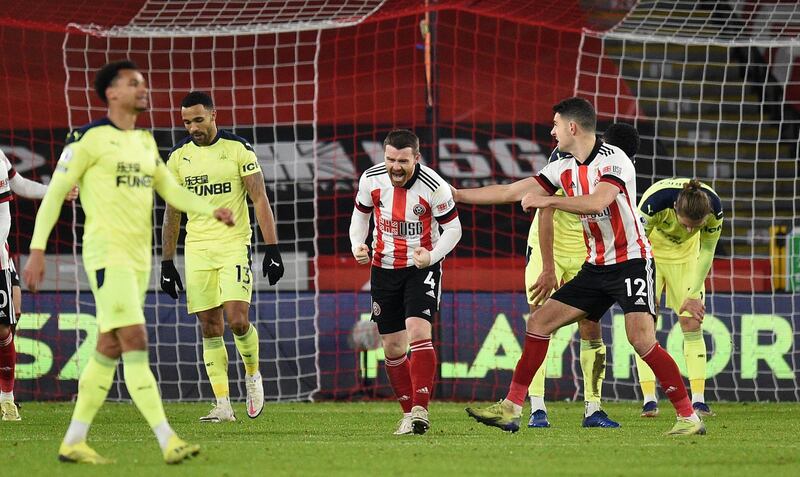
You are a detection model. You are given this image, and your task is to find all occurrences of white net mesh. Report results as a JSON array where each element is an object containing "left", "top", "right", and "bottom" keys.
[
  {"left": 575, "top": 0, "right": 800, "bottom": 401},
  {"left": 60, "top": 0, "right": 384, "bottom": 402}
]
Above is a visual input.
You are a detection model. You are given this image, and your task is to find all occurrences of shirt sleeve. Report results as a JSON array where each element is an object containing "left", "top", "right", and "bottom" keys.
[
  {"left": 354, "top": 173, "right": 373, "bottom": 213},
  {"left": 431, "top": 182, "right": 458, "bottom": 224},
  {"left": 534, "top": 160, "right": 560, "bottom": 196},
  {"left": 165, "top": 150, "right": 182, "bottom": 184},
  {"left": 238, "top": 141, "right": 261, "bottom": 178},
  {"left": 30, "top": 143, "right": 91, "bottom": 250},
  {"left": 153, "top": 158, "right": 216, "bottom": 217}
]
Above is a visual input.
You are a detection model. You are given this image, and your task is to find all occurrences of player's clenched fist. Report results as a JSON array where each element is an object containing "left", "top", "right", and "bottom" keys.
[
  {"left": 352, "top": 243, "right": 370, "bottom": 265},
  {"left": 412, "top": 247, "right": 431, "bottom": 269},
  {"left": 521, "top": 192, "right": 550, "bottom": 212}
]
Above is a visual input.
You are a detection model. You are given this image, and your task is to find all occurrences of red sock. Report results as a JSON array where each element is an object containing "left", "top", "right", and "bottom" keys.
[
  {"left": 506, "top": 332, "right": 550, "bottom": 406},
  {"left": 641, "top": 343, "right": 693, "bottom": 417},
  {"left": 385, "top": 353, "right": 413, "bottom": 413},
  {"left": 409, "top": 339, "right": 437, "bottom": 410},
  {"left": 0, "top": 332, "right": 15, "bottom": 393}
]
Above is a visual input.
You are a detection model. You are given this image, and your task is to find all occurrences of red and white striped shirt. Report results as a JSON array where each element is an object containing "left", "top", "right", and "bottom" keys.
[
  {"left": 0, "top": 152, "right": 16, "bottom": 269},
  {"left": 534, "top": 140, "right": 652, "bottom": 266},
  {"left": 355, "top": 163, "right": 458, "bottom": 269}
]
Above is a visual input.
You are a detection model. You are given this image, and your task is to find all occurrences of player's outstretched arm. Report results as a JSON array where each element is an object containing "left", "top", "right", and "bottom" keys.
[
  {"left": 349, "top": 208, "right": 371, "bottom": 265},
  {"left": 244, "top": 171, "right": 284, "bottom": 285},
  {"left": 523, "top": 182, "right": 618, "bottom": 215},
  {"left": 454, "top": 177, "right": 539, "bottom": 205}
]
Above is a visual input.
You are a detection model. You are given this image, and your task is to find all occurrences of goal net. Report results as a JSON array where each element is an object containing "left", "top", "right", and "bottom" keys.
[
  {"left": 5, "top": 0, "right": 798, "bottom": 403},
  {"left": 576, "top": 0, "right": 800, "bottom": 401},
  {"left": 54, "top": 0, "right": 386, "bottom": 402}
]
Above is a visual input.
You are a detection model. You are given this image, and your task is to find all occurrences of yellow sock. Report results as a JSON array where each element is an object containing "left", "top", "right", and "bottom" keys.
[
  {"left": 580, "top": 339, "right": 605, "bottom": 402},
  {"left": 203, "top": 337, "right": 230, "bottom": 398},
  {"left": 72, "top": 352, "right": 118, "bottom": 424},
  {"left": 233, "top": 324, "right": 260, "bottom": 376},
  {"left": 122, "top": 350, "right": 167, "bottom": 428},
  {"left": 528, "top": 361, "right": 546, "bottom": 399},
  {"left": 635, "top": 353, "right": 657, "bottom": 400},
  {"left": 683, "top": 330, "right": 706, "bottom": 397}
]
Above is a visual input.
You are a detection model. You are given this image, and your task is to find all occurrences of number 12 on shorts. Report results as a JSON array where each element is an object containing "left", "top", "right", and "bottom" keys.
[{"left": 625, "top": 277, "right": 647, "bottom": 297}]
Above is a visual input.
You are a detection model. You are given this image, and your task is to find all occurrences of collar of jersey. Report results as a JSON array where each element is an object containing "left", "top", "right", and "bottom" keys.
[
  {"left": 191, "top": 129, "right": 223, "bottom": 147},
  {"left": 576, "top": 138, "right": 603, "bottom": 167},
  {"left": 399, "top": 163, "right": 421, "bottom": 189}
]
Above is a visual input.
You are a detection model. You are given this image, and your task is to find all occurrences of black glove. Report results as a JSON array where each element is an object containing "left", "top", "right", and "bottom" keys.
[
  {"left": 263, "top": 244, "right": 285, "bottom": 286},
  {"left": 160, "top": 260, "right": 184, "bottom": 299}
]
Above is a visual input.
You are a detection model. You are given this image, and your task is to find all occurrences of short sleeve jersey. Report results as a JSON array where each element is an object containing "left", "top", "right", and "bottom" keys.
[
  {"left": 534, "top": 139, "right": 652, "bottom": 266},
  {"left": 639, "top": 178, "right": 723, "bottom": 264},
  {"left": 167, "top": 130, "right": 261, "bottom": 247},
  {"left": 355, "top": 163, "right": 458, "bottom": 269},
  {"left": 527, "top": 148, "right": 588, "bottom": 259}
]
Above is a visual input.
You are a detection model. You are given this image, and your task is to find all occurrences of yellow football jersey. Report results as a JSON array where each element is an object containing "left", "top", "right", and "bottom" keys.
[
  {"left": 527, "top": 194, "right": 586, "bottom": 259},
  {"left": 167, "top": 130, "right": 261, "bottom": 247},
  {"left": 639, "top": 177, "right": 723, "bottom": 298},
  {"left": 31, "top": 117, "right": 216, "bottom": 271}
]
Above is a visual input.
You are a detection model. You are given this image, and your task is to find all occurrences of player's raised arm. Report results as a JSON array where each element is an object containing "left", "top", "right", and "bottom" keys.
[
  {"left": 454, "top": 176, "right": 539, "bottom": 205},
  {"left": 522, "top": 181, "right": 618, "bottom": 215}
]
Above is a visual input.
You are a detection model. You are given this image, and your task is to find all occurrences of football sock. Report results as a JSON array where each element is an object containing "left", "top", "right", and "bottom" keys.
[
  {"left": 64, "top": 351, "right": 118, "bottom": 445},
  {"left": 409, "top": 339, "right": 436, "bottom": 410},
  {"left": 641, "top": 344, "right": 693, "bottom": 417},
  {"left": 507, "top": 332, "right": 550, "bottom": 406},
  {"left": 233, "top": 323, "right": 260, "bottom": 376},
  {"left": 0, "top": 331, "right": 15, "bottom": 393},
  {"left": 203, "top": 336, "right": 230, "bottom": 399},
  {"left": 384, "top": 353, "right": 413, "bottom": 413},
  {"left": 529, "top": 396, "right": 546, "bottom": 413},
  {"left": 585, "top": 401, "right": 601, "bottom": 417},
  {"left": 153, "top": 421, "right": 176, "bottom": 451},
  {"left": 683, "top": 330, "right": 706, "bottom": 401},
  {"left": 635, "top": 353, "right": 657, "bottom": 403},
  {"left": 122, "top": 350, "right": 168, "bottom": 428},
  {"left": 580, "top": 339, "right": 605, "bottom": 404}
]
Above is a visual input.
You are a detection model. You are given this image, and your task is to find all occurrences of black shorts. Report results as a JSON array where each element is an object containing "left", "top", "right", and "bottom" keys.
[
  {"left": 0, "top": 268, "right": 16, "bottom": 326},
  {"left": 9, "top": 260, "right": 19, "bottom": 288},
  {"left": 370, "top": 262, "right": 442, "bottom": 335},
  {"left": 551, "top": 258, "right": 656, "bottom": 321}
]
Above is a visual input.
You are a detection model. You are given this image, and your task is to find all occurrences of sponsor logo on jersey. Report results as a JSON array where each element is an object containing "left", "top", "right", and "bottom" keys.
[
  {"left": 115, "top": 162, "right": 153, "bottom": 187},
  {"left": 436, "top": 198, "right": 454, "bottom": 213},
  {"left": 377, "top": 217, "right": 423, "bottom": 236},
  {"left": 242, "top": 162, "right": 259, "bottom": 173},
  {"left": 185, "top": 174, "right": 232, "bottom": 196}
]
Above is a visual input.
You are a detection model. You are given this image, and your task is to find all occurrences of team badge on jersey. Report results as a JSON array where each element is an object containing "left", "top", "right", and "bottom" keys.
[{"left": 412, "top": 204, "right": 426, "bottom": 216}]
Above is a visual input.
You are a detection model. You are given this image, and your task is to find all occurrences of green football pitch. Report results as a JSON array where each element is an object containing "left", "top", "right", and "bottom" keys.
[{"left": 2, "top": 401, "right": 799, "bottom": 476}]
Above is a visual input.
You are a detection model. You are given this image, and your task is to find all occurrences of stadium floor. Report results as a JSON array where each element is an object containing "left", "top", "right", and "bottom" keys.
[{"left": 2, "top": 401, "right": 799, "bottom": 476}]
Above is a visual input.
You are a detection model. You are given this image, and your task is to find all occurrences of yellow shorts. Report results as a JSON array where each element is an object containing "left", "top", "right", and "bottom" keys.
[
  {"left": 655, "top": 260, "right": 704, "bottom": 317},
  {"left": 87, "top": 267, "right": 148, "bottom": 333},
  {"left": 525, "top": 244, "right": 584, "bottom": 305},
  {"left": 185, "top": 244, "right": 253, "bottom": 314}
]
